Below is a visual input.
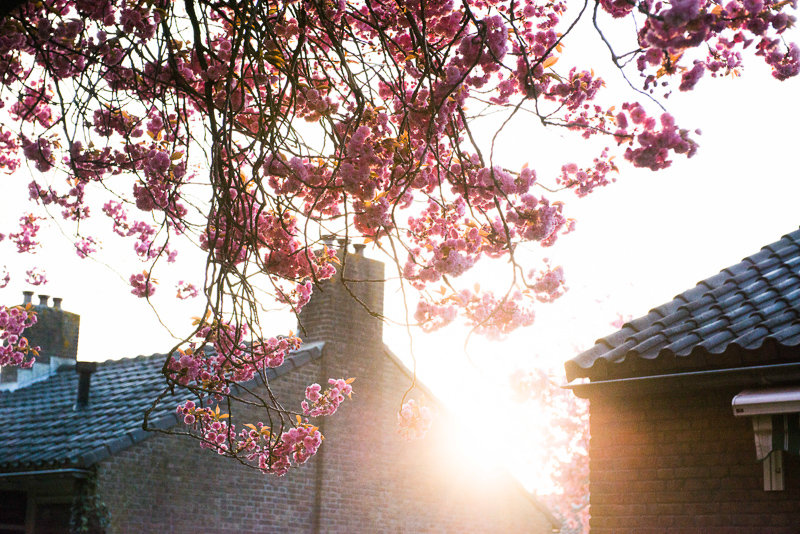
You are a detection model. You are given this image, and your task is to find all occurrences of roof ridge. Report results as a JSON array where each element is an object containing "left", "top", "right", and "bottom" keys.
[{"left": 94, "top": 339, "right": 328, "bottom": 368}]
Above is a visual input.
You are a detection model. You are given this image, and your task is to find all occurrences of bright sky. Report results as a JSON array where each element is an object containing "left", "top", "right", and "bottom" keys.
[{"left": 1, "top": 8, "right": 798, "bottom": 494}]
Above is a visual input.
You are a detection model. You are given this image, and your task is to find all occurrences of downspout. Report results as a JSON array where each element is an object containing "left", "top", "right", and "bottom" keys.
[{"left": 311, "top": 349, "right": 327, "bottom": 534}]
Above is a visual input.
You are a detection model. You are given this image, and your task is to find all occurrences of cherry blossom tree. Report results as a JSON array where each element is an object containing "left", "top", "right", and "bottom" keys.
[
  {"left": 543, "top": 388, "right": 590, "bottom": 534},
  {"left": 511, "top": 366, "right": 589, "bottom": 533},
  {"left": 0, "top": 0, "right": 797, "bottom": 475}
]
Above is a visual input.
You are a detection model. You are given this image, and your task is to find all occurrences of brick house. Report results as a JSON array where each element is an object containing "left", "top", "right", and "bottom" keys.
[
  {"left": 565, "top": 229, "right": 800, "bottom": 533},
  {"left": 0, "top": 247, "right": 558, "bottom": 533}
]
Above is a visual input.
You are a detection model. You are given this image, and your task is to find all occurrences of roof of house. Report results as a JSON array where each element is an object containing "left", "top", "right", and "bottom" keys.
[
  {"left": 566, "top": 228, "right": 800, "bottom": 383},
  {"left": 0, "top": 343, "right": 324, "bottom": 471}
]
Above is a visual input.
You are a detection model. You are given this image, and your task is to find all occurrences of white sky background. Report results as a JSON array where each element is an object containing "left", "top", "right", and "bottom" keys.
[
  {"left": 379, "top": 13, "right": 800, "bottom": 491},
  {"left": 1, "top": 5, "right": 799, "bottom": 493}
]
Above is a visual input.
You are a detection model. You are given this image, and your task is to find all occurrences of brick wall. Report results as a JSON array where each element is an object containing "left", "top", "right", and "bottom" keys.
[
  {"left": 97, "top": 357, "right": 323, "bottom": 534},
  {"left": 589, "top": 386, "right": 800, "bottom": 534},
  {"left": 96, "top": 251, "right": 555, "bottom": 533}
]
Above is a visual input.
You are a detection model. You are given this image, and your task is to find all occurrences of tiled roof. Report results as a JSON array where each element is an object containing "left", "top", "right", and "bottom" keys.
[
  {"left": 566, "top": 228, "right": 800, "bottom": 382},
  {"left": 0, "top": 343, "right": 324, "bottom": 471}
]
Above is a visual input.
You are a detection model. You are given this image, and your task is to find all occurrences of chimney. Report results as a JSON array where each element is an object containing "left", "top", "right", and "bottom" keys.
[
  {"left": 22, "top": 294, "right": 80, "bottom": 365},
  {"left": 1, "top": 294, "right": 81, "bottom": 391},
  {"left": 75, "top": 361, "right": 98, "bottom": 409},
  {"left": 297, "top": 244, "right": 384, "bottom": 345}
]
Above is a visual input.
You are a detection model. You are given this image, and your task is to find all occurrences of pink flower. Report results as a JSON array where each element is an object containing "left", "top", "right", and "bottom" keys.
[
  {"left": 397, "top": 399, "right": 436, "bottom": 441},
  {"left": 129, "top": 271, "right": 157, "bottom": 297},
  {"left": 302, "top": 378, "right": 354, "bottom": 417},
  {"left": 25, "top": 267, "right": 47, "bottom": 286},
  {"left": 176, "top": 281, "right": 199, "bottom": 300},
  {"left": 0, "top": 305, "right": 39, "bottom": 368}
]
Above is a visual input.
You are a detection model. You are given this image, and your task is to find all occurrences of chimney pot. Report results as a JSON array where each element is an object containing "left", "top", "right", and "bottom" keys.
[
  {"left": 321, "top": 234, "right": 336, "bottom": 246},
  {"left": 353, "top": 244, "right": 366, "bottom": 255},
  {"left": 23, "top": 291, "right": 33, "bottom": 305},
  {"left": 38, "top": 295, "right": 50, "bottom": 307},
  {"left": 52, "top": 297, "right": 62, "bottom": 310},
  {"left": 75, "top": 361, "right": 98, "bottom": 409}
]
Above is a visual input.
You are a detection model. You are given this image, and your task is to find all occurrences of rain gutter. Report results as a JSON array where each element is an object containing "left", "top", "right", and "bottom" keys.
[
  {"left": 0, "top": 467, "right": 91, "bottom": 478},
  {"left": 566, "top": 362, "right": 800, "bottom": 399}
]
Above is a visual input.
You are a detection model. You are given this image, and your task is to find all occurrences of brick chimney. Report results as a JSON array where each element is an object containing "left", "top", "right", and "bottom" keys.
[
  {"left": 0, "top": 293, "right": 81, "bottom": 391},
  {"left": 297, "top": 244, "right": 384, "bottom": 346}
]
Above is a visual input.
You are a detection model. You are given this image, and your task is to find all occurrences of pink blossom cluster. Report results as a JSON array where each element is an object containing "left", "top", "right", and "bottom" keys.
[
  {"left": 503, "top": 194, "right": 572, "bottom": 247},
  {"left": 302, "top": 378, "right": 355, "bottom": 417},
  {"left": 177, "top": 400, "right": 325, "bottom": 476},
  {"left": 0, "top": 267, "right": 9, "bottom": 289},
  {"left": 25, "top": 267, "right": 47, "bottom": 286},
  {"left": 28, "top": 178, "right": 90, "bottom": 222},
  {"left": 103, "top": 201, "right": 142, "bottom": 237},
  {"left": 9, "top": 214, "right": 42, "bottom": 254},
  {"left": 167, "top": 324, "right": 301, "bottom": 393},
  {"left": 414, "top": 298, "right": 460, "bottom": 333},
  {"left": 556, "top": 150, "right": 617, "bottom": 198},
  {"left": 600, "top": 0, "right": 636, "bottom": 18},
  {"left": 294, "top": 86, "right": 337, "bottom": 122},
  {"left": 621, "top": 0, "right": 800, "bottom": 92},
  {"left": 397, "top": 399, "right": 436, "bottom": 441},
  {"left": 133, "top": 148, "right": 189, "bottom": 217},
  {"left": 74, "top": 236, "right": 99, "bottom": 258},
  {"left": 547, "top": 69, "right": 603, "bottom": 112},
  {"left": 177, "top": 401, "right": 232, "bottom": 452},
  {"left": 613, "top": 104, "right": 698, "bottom": 171},
  {"left": 200, "top": 201, "right": 336, "bottom": 303},
  {"left": 239, "top": 418, "right": 324, "bottom": 476},
  {"left": 0, "top": 305, "right": 39, "bottom": 368},
  {"left": 529, "top": 264, "right": 567, "bottom": 303},
  {"left": 93, "top": 107, "right": 141, "bottom": 138},
  {"left": 21, "top": 137, "right": 55, "bottom": 173},
  {"left": 509, "top": 368, "right": 551, "bottom": 403},
  {"left": 264, "top": 154, "right": 341, "bottom": 216},
  {"left": 765, "top": 41, "right": 800, "bottom": 80},
  {"left": 275, "top": 280, "right": 316, "bottom": 311},
  {"left": 10, "top": 84, "right": 56, "bottom": 127},
  {"left": 404, "top": 199, "right": 483, "bottom": 287},
  {"left": 0, "top": 128, "right": 19, "bottom": 173},
  {"left": 415, "top": 287, "right": 536, "bottom": 339},
  {"left": 129, "top": 271, "right": 156, "bottom": 297},
  {"left": 103, "top": 201, "right": 175, "bottom": 262},
  {"left": 460, "top": 289, "right": 537, "bottom": 340},
  {"left": 176, "top": 281, "right": 199, "bottom": 300}
]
